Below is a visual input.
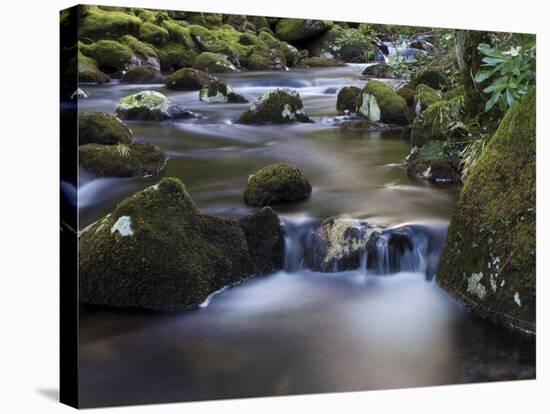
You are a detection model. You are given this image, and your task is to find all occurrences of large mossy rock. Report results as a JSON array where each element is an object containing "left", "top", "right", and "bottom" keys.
[
  {"left": 199, "top": 80, "right": 247, "bottom": 103},
  {"left": 357, "top": 80, "right": 407, "bottom": 125},
  {"left": 78, "top": 111, "right": 133, "bottom": 145},
  {"left": 296, "top": 57, "right": 344, "bottom": 68},
  {"left": 138, "top": 22, "right": 170, "bottom": 46},
  {"left": 238, "top": 88, "right": 312, "bottom": 124},
  {"left": 244, "top": 163, "right": 312, "bottom": 206},
  {"left": 275, "top": 19, "right": 332, "bottom": 43},
  {"left": 79, "top": 142, "right": 167, "bottom": 177},
  {"left": 362, "top": 63, "right": 392, "bottom": 78},
  {"left": 405, "top": 140, "right": 461, "bottom": 183},
  {"left": 247, "top": 32, "right": 288, "bottom": 70},
  {"left": 411, "top": 68, "right": 447, "bottom": 90},
  {"left": 165, "top": 67, "right": 213, "bottom": 90},
  {"left": 193, "top": 52, "right": 238, "bottom": 73},
  {"left": 437, "top": 88, "right": 536, "bottom": 333},
  {"left": 414, "top": 84, "right": 442, "bottom": 113},
  {"left": 81, "top": 40, "right": 138, "bottom": 73},
  {"left": 239, "top": 207, "right": 285, "bottom": 274},
  {"left": 79, "top": 178, "right": 284, "bottom": 310},
  {"left": 336, "top": 86, "right": 361, "bottom": 112},
  {"left": 156, "top": 42, "right": 198, "bottom": 72},
  {"left": 119, "top": 35, "right": 161, "bottom": 71},
  {"left": 115, "top": 90, "right": 197, "bottom": 121},
  {"left": 306, "top": 26, "right": 372, "bottom": 62},
  {"left": 79, "top": 178, "right": 249, "bottom": 309},
  {"left": 120, "top": 66, "right": 163, "bottom": 83},
  {"left": 77, "top": 52, "right": 110, "bottom": 84},
  {"left": 78, "top": 5, "right": 141, "bottom": 41}
]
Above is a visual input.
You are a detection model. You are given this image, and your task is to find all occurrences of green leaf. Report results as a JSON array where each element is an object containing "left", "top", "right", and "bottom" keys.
[
  {"left": 474, "top": 69, "right": 495, "bottom": 83},
  {"left": 484, "top": 92, "right": 501, "bottom": 112}
]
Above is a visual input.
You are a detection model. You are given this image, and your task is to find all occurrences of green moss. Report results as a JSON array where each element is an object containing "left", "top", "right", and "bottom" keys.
[
  {"left": 115, "top": 90, "right": 192, "bottom": 120},
  {"left": 275, "top": 18, "right": 332, "bottom": 43},
  {"left": 411, "top": 68, "right": 447, "bottom": 90},
  {"left": 336, "top": 86, "right": 361, "bottom": 112},
  {"left": 437, "top": 87, "right": 536, "bottom": 332},
  {"left": 249, "top": 16, "right": 270, "bottom": 31},
  {"left": 297, "top": 57, "right": 344, "bottom": 68},
  {"left": 160, "top": 20, "right": 195, "bottom": 47},
  {"left": 78, "top": 111, "right": 133, "bottom": 145},
  {"left": 79, "top": 142, "right": 167, "bottom": 177},
  {"left": 193, "top": 52, "right": 238, "bottom": 73},
  {"left": 405, "top": 140, "right": 460, "bottom": 183},
  {"left": 120, "top": 66, "right": 163, "bottom": 83},
  {"left": 156, "top": 41, "right": 197, "bottom": 71},
  {"left": 238, "top": 88, "right": 312, "bottom": 124},
  {"left": 244, "top": 163, "right": 312, "bottom": 206},
  {"left": 358, "top": 80, "right": 408, "bottom": 125},
  {"left": 414, "top": 84, "right": 441, "bottom": 113},
  {"left": 119, "top": 34, "right": 158, "bottom": 59},
  {"left": 306, "top": 25, "right": 345, "bottom": 58},
  {"left": 139, "top": 22, "right": 169, "bottom": 46},
  {"left": 79, "top": 177, "right": 256, "bottom": 310},
  {"left": 77, "top": 51, "right": 110, "bottom": 84},
  {"left": 186, "top": 12, "right": 224, "bottom": 29},
  {"left": 78, "top": 5, "right": 141, "bottom": 41},
  {"left": 188, "top": 24, "right": 233, "bottom": 55},
  {"left": 165, "top": 67, "right": 213, "bottom": 90},
  {"left": 247, "top": 31, "right": 287, "bottom": 70},
  {"left": 410, "top": 96, "right": 465, "bottom": 147},
  {"left": 397, "top": 83, "right": 417, "bottom": 107},
  {"left": 85, "top": 40, "right": 136, "bottom": 72}
]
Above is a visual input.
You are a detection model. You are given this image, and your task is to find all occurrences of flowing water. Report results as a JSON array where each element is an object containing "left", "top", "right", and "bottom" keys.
[{"left": 76, "top": 65, "right": 535, "bottom": 408}]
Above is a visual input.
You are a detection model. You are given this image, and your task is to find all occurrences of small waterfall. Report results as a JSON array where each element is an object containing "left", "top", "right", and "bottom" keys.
[{"left": 280, "top": 216, "right": 448, "bottom": 278}]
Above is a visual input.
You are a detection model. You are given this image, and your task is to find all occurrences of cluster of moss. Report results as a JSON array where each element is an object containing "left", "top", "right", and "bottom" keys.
[
  {"left": 193, "top": 52, "right": 238, "bottom": 73},
  {"left": 357, "top": 80, "right": 408, "bottom": 125},
  {"left": 79, "top": 178, "right": 285, "bottom": 310},
  {"left": 405, "top": 140, "right": 461, "bottom": 183},
  {"left": 296, "top": 57, "right": 344, "bottom": 68},
  {"left": 414, "top": 84, "right": 441, "bottom": 113},
  {"left": 120, "top": 66, "right": 163, "bottom": 83},
  {"left": 238, "top": 88, "right": 312, "bottom": 124},
  {"left": 243, "top": 163, "right": 312, "bottom": 206},
  {"left": 336, "top": 86, "right": 361, "bottom": 112},
  {"left": 437, "top": 88, "right": 536, "bottom": 332},
  {"left": 275, "top": 18, "right": 333, "bottom": 43},
  {"left": 165, "top": 67, "right": 213, "bottom": 90},
  {"left": 78, "top": 111, "right": 132, "bottom": 145}
]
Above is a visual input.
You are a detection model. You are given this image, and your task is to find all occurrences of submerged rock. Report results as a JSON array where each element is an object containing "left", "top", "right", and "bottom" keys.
[
  {"left": 199, "top": 80, "right": 247, "bottom": 103},
  {"left": 437, "top": 88, "right": 536, "bottom": 333},
  {"left": 239, "top": 207, "right": 285, "bottom": 274},
  {"left": 165, "top": 67, "right": 214, "bottom": 90},
  {"left": 78, "top": 111, "right": 133, "bottom": 145},
  {"left": 336, "top": 86, "right": 361, "bottom": 112},
  {"left": 238, "top": 88, "right": 312, "bottom": 124},
  {"left": 115, "top": 90, "right": 198, "bottom": 121},
  {"left": 405, "top": 140, "right": 461, "bottom": 183},
  {"left": 244, "top": 163, "right": 312, "bottom": 206},
  {"left": 193, "top": 52, "right": 239, "bottom": 73},
  {"left": 79, "top": 142, "right": 167, "bottom": 177},
  {"left": 120, "top": 66, "right": 164, "bottom": 84},
  {"left": 79, "top": 178, "right": 284, "bottom": 310},
  {"left": 357, "top": 80, "right": 408, "bottom": 125}
]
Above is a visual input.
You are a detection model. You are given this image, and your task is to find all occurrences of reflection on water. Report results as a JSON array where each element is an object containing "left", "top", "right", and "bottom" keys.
[{"left": 77, "top": 65, "right": 534, "bottom": 408}]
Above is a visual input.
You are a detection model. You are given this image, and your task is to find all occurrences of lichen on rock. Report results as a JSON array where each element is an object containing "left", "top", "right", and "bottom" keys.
[
  {"left": 357, "top": 80, "right": 408, "bottom": 125},
  {"left": 115, "top": 90, "right": 198, "bottom": 120},
  {"left": 199, "top": 80, "right": 247, "bottom": 103},
  {"left": 238, "top": 88, "right": 312, "bottom": 124}
]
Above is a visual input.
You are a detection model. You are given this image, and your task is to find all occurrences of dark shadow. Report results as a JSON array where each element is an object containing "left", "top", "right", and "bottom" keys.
[{"left": 36, "top": 388, "right": 59, "bottom": 402}]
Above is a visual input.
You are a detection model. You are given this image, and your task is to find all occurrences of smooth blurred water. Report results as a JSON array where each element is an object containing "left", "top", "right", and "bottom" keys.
[{"left": 77, "top": 65, "right": 534, "bottom": 408}]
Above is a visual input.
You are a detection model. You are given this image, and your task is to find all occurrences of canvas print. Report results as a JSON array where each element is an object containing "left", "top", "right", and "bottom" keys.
[{"left": 59, "top": 4, "right": 536, "bottom": 408}]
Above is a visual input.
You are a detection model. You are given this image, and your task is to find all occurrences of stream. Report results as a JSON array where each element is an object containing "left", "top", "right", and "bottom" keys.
[{"left": 77, "top": 65, "right": 535, "bottom": 407}]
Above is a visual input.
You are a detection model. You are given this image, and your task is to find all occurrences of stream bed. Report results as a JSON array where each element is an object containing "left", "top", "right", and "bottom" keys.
[{"left": 77, "top": 65, "right": 535, "bottom": 407}]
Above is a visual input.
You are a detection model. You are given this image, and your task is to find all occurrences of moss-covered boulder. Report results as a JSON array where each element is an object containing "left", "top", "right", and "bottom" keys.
[
  {"left": 78, "top": 178, "right": 256, "bottom": 310},
  {"left": 138, "top": 22, "right": 169, "bottom": 46},
  {"left": 115, "top": 90, "right": 197, "bottom": 121},
  {"left": 79, "top": 142, "right": 167, "bottom": 177},
  {"left": 296, "top": 57, "right": 344, "bottom": 68},
  {"left": 165, "top": 67, "right": 213, "bottom": 90},
  {"left": 77, "top": 52, "right": 110, "bottom": 84},
  {"left": 119, "top": 35, "right": 160, "bottom": 71},
  {"left": 193, "top": 52, "right": 238, "bottom": 73},
  {"left": 244, "top": 163, "right": 312, "bottom": 206},
  {"left": 411, "top": 68, "right": 447, "bottom": 90},
  {"left": 437, "top": 88, "right": 536, "bottom": 333},
  {"left": 188, "top": 25, "right": 233, "bottom": 55},
  {"left": 405, "top": 140, "right": 461, "bottom": 183},
  {"left": 239, "top": 207, "right": 285, "bottom": 274},
  {"left": 78, "top": 5, "right": 141, "bottom": 40},
  {"left": 82, "top": 40, "right": 138, "bottom": 73},
  {"left": 336, "top": 86, "right": 361, "bottom": 112},
  {"left": 357, "top": 80, "right": 407, "bottom": 125},
  {"left": 199, "top": 80, "right": 247, "bottom": 103},
  {"left": 304, "top": 216, "right": 371, "bottom": 272},
  {"left": 120, "top": 66, "right": 163, "bottom": 83},
  {"left": 275, "top": 19, "right": 332, "bottom": 43},
  {"left": 305, "top": 25, "right": 345, "bottom": 59},
  {"left": 362, "top": 63, "right": 391, "bottom": 78},
  {"left": 78, "top": 111, "right": 133, "bottom": 145},
  {"left": 186, "top": 12, "right": 224, "bottom": 29},
  {"left": 410, "top": 96, "right": 466, "bottom": 147},
  {"left": 247, "top": 32, "right": 287, "bottom": 70},
  {"left": 414, "top": 84, "right": 441, "bottom": 113},
  {"left": 238, "top": 89, "right": 312, "bottom": 124},
  {"left": 156, "top": 42, "right": 198, "bottom": 72}
]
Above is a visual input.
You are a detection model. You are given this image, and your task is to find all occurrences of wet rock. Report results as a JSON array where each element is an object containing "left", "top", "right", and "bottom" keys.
[
  {"left": 193, "top": 52, "right": 239, "bottom": 73},
  {"left": 115, "top": 90, "right": 198, "bottom": 121},
  {"left": 157, "top": 42, "right": 198, "bottom": 72},
  {"left": 138, "top": 21, "right": 169, "bottom": 46},
  {"left": 362, "top": 63, "right": 392, "bottom": 78},
  {"left": 336, "top": 86, "right": 361, "bottom": 112},
  {"left": 405, "top": 140, "right": 461, "bottom": 183},
  {"left": 247, "top": 32, "right": 288, "bottom": 71},
  {"left": 120, "top": 66, "right": 164, "bottom": 84},
  {"left": 397, "top": 83, "right": 417, "bottom": 107},
  {"left": 411, "top": 68, "right": 447, "bottom": 90},
  {"left": 165, "top": 67, "right": 214, "bottom": 90},
  {"left": 357, "top": 80, "right": 408, "bottom": 125},
  {"left": 275, "top": 18, "right": 332, "bottom": 43},
  {"left": 79, "top": 178, "right": 257, "bottom": 310},
  {"left": 199, "top": 80, "right": 247, "bottom": 103},
  {"left": 79, "top": 142, "right": 167, "bottom": 177},
  {"left": 238, "top": 88, "right": 312, "bottom": 124},
  {"left": 80, "top": 40, "right": 139, "bottom": 74},
  {"left": 78, "top": 111, "right": 133, "bottom": 145},
  {"left": 437, "top": 88, "right": 536, "bottom": 333},
  {"left": 119, "top": 35, "right": 161, "bottom": 71},
  {"left": 244, "top": 163, "right": 312, "bottom": 206},
  {"left": 239, "top": 207, "right": 285, "bottom": 274}
]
